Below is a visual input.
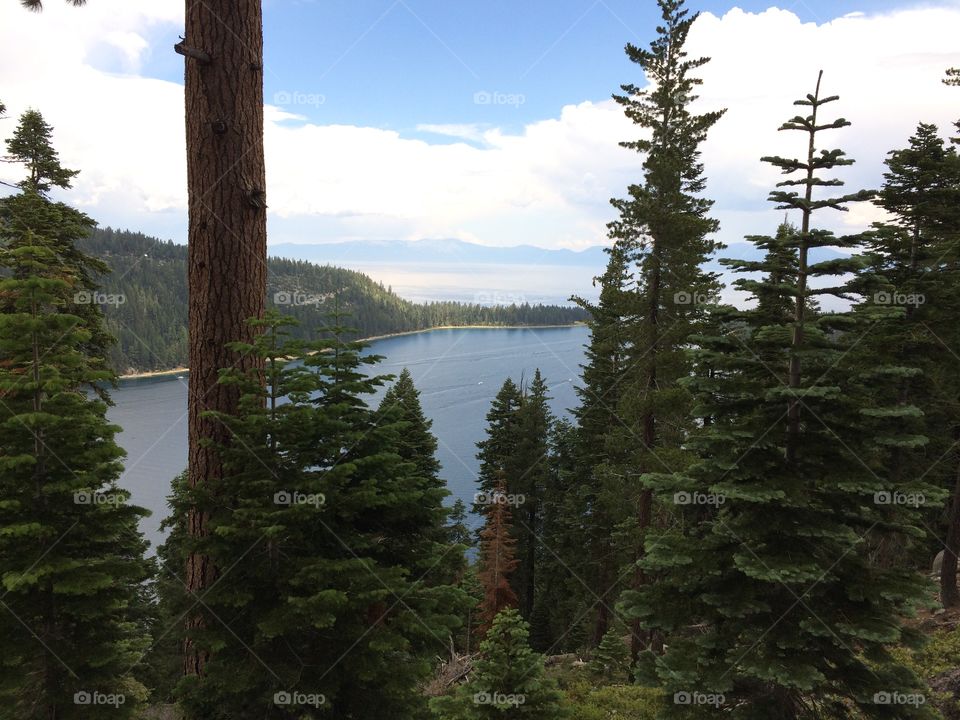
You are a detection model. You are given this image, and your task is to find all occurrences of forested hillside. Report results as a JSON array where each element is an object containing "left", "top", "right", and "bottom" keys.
[
  {"left": 78, "top": 227, "right": 587, "bottom": 374},
  {"left": 5, "top": 1, "right": 960, "bottom": 719}
]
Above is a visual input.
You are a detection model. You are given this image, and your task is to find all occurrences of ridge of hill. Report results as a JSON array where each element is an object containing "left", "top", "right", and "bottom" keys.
[{"left": 78, "top": 228, "right": 588, "bottom": 374}]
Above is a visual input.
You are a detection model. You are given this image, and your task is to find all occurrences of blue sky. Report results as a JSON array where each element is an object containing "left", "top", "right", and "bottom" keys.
[
  {"left": 1, "top": 0, "right": 958, "bottom": 265},
  {"left": 133, "top": 0, "right": 925, "bottom": 135}
]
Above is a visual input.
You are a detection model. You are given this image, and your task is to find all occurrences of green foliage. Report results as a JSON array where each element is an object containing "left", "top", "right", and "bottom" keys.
[
  {"left": 512, "top": 370, "right": 552, "bottom": 622},
  {"left": 378, "top": 367, "right": 468, "bottom": 587},
  {"left": 447, "top": 498, "right": 473, "bottom": 551},
  {"left": 473, "top": 377, "right": 523, "bottom": 515},
  {"left": 853, "top": 121, "right": 960, "bottom": 582},
  {"left": 473, "top": 372, "right": 560, "bottom": 642},
  {"left": 167, "top": 311, "right": 467, "bottom": 719},
  {"left": 624, "top": 75, "right": 940, "bottom": 719},
  {"left": 4, "top": 108, "right": 78, "bottom": 193},
  {"left": 531, "top": 418, "right": 592, "bottom": 653},
  {"left": 1, "top": 110, "right": 113, "bottom": 378},
  {"left": 138, "top": 473, "right": 190, "bottom": 706},
  {"left": 566, "top": 0, "right": 728, "bottom": 660},
  {"left": 589, "top": 624, "right": 631, "bottom": 683},
  {"left": 430, "top": 608, "right": 566, "bottom": 719},
  {"left": 892, "top": 627, "right": 960, "bottom": 680},
  {"left": 563, "top": 683, "right": 664, "bottom": 720},
  {"left": 0, "top": 110, "right": 152, "bottom": 718},
  {"left": 889, "top": 627, "right": 960, "bottom": 720},
  {"left": 452, "top": 563, "right": 484, "bottom": 654},
  {"left": 568, "top": 245, "right": 636, "bottom": 649},
  {"left": 76, "top": 227, "right": 589, "bottom": 374}
]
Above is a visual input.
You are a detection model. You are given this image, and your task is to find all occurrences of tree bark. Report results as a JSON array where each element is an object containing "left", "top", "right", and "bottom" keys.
[
  {"left": 592, "top": 547, "right": 612, "bottom": 646},
  {"left": 785, "top": 71, "right": 821, "bottom": 464},
  {"left": 181, "top": 0, "right": 267, "bottom": 681},
  {"left": 524, "top": 500, "right": 537, "bottom": 618},
  {"left": 630, "top": 232, "right": 662, "bottom": 670},
  {"left": 942, "top": 453, "right": 960, "bottom": 607}
]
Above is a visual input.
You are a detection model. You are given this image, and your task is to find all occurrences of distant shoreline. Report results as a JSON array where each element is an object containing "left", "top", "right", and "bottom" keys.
[{"left": 118, "top": 323, "right": 586, "bottom": 381}]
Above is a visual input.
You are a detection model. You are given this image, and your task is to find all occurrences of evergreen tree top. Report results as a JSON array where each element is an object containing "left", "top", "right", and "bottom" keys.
[
  {"left": 761, "top": 71, "right": 874, "bottom": 215},
  {"left": 5, "top": 109, "right": 79, "bottom": 195},
  {"left": 877, "top": 122, "right": 959, "bottom": 232},
  {"left": 614, "top": 0, "right": 726, "bottom": 195}
]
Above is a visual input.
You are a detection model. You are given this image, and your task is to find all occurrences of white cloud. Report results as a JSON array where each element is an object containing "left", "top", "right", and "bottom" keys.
[
  {"left": 0, "top": 2, "right": 958, "bottom": 251},
  {"left": 415, "top": 123, "right": 491, "bottom": 143},
  {"left": 691, "top": 5, "right": 960, "bottom": 245}
]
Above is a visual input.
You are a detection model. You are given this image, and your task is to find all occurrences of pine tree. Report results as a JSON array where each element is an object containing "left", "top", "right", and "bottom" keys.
[
  {"left": 530, "top": 417, "right": 588, "bottom": 653},
  {"left": 379, "top": 367, "right": 441, "bottom": 481},
  {"left": 0, "top": 109, "right": 113, "bottom": 376},
  {"left": 571, "top": 244, "right": 636, "bottom": 646},
  {"left": 473, "top": 378, "right": 523, "bottom": 516},
  {"left": 171, "top": 311, "right": 465, "bottom": 719},
  {"left": 0, "top": 107, "right": 152, "bottom": 718},
  {"left": 5, "top": 109, "right": 78, "bottom": 193},
  {"left": 0, "top": 214, "right": 151, "bottom": 718},
  {"left": 511, "top": 369, "right": 552, "bottom": 620},
  {"left": 377, "top": 367, "right": 466, "bottom": 586},
  {"left": 446, "top": 498, "right": 478, "bottom": 654},
  {"left": 430, "top": 608, "right": 566, "bottom": 720},
  {"left": 590, "top": 622, "right": 631, "bottom": 683},
  {"left": 623, "top": 73, "right": 940, "bottom": 719},
  {"left": 446, "top": 498, "right": 473, "bottom": 550},
  {"left": 454, "top": 564, "right": 484, "bottom": 655},
  {"left": 607, "top": 0, "right": 725, "bottom": 666},
  {"left": 140, "top": 473, "right": 191, "bottom": 706},
  {"left": 857, "top": 122, "right": 960, "bottom": 604},
  {"left": 476, "top": 475, "right": 520, "bottom": 636}
]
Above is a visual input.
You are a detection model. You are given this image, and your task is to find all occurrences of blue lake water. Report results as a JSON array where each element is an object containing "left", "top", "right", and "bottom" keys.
[{"left": 108, "top": 325, "right": 590, "bottom": 550}]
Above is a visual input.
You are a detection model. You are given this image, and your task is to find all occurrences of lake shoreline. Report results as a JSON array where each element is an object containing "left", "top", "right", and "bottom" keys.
[{"left": 118, "top": 323, "right": 586, "bottom": 381}]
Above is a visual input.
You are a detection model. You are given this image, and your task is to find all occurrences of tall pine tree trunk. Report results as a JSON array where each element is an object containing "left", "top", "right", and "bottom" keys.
[
  {"left": 786, "top": 72, "right": 823, "bottom": 463},
  {"left": 593, "top": 547, "right": 612, "bottom": 645},
  {"left": 180, "top": 0, "right": 268, "bottom": 681},
  {"left": 630, "top": 242, "right": 662, "bottom": 669},
  {"left": 524, "top": 502, "right": 537, "bottom": 618}
]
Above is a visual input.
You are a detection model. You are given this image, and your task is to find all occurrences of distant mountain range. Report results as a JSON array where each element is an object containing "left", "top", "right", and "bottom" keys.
[{"left": 269, "top": 238, "right": 609, "bottom": 267}]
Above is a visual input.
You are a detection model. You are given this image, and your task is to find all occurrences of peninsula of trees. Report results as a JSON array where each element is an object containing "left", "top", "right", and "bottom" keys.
[{"left": 79, "top": 227, "right": 589, "bottom": 375}]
